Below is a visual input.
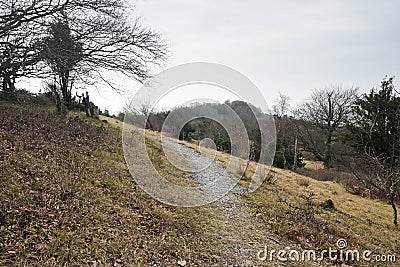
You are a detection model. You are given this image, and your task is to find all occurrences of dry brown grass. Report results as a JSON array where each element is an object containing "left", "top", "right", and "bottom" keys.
[
  {"left": 303, "top": 160, "right": 325, "bottom": 170},
  {"left": 98, "top": 115, "right": 122, "bottom": 128},
  {"left": 47, "top": 114, "right": 399, "bottom": 266},
  {"left": 178, "top": 139, "right": 399, "bottom": 266},
  {"left": 243, "top": 169, "right": 399, "bottom": 264},
  {"left": 0, "top": 103, "right": 225, "bottom": 266}
]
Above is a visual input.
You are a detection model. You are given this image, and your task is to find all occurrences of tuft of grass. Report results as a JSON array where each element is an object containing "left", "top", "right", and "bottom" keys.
[{"left": 297, "top": 177, "right": 310, "bottom": 187}]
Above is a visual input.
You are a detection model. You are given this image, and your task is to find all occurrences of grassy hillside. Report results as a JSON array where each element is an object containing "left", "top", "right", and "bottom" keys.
[
  {"left": 0, "top": 102, "right": 221, "bottom": 266},
  {"left": 244, "top": 169, "right": 399, "bottom": 264},
  {"left": 178, "top": 139, "right": 399, "bottom": 266},
  {"left": 1, "top": 101, "right": 398, "bottom": 266}
]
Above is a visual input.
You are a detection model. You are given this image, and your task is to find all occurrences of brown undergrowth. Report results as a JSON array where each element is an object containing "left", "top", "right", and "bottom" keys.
[{"left": 0, "top": 102, "right": 219, "bottom": 266}]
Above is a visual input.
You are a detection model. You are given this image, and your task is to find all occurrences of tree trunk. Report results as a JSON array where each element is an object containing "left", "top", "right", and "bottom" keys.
[
  {"left": 293, "top": 132, "right": 298, "bottom": 172},
  {"left": 60, "top": 73, "right": 72, "bottom": 109},
  {"left": 283, "top": 147, "right": 287, "bottom": 169},
  {"left": 50, "top": 84, "right": 66, "bottom": 114},
  {"left": 2, "top": 76, "right": 5, "bottom": 91},
  {"left": 324, "top": 131, "right": 333, "bottom": 168},
  {"left": 390, "top": 197, "right": 398, "bottom": 226},
  {"left": 324, "top": 93, "right": 333, "bottom": 168},
  {"left": 146, "top": 117, "right": 154, "bottom": 131},
  {"left": 2, "top": 73, "right": 15, "bottom": 93}
]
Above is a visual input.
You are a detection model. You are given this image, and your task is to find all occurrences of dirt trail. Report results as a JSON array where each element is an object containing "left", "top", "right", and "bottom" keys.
[{"left": 163, "top": 139, "right": 296, "bottom": 266}]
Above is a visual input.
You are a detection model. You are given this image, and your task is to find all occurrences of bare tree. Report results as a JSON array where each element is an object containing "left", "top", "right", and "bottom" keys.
[
  {"left": 0, "top": 1, "right": 70, "bottom": 92},
  {"left": 58, "top": 0, "right": 167, "bottom": 85},
  {"left": 273, "top": 91, "right": 291, "bottom": 117},
  {"left": 0, "top": 0, "right": 69, "bottom": 36},
  {"left": 294, "top": 117, "right": 325, "bottom": 162},
  {"left": 1, "top": 0, "right": 167, "bottom": 104},
  {"left": 297, "top": 86, "right": 358, "bottom": 168},
  {"left": 123, "top": 100, "right": 156, "bottom": 130}
]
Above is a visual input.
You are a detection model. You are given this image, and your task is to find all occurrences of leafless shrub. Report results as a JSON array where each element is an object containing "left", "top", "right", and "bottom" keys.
[{"left": 278, "top": 192, "right": 317, "bottom": 222}]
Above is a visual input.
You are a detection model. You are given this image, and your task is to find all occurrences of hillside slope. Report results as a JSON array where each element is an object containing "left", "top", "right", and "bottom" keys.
[
  {"left": 1, "top": 102, "right": 398, "bottom": 266},
  {"left": 179, "top": 133, "right": 399, "bottom": 266},
  {"left": 0, "top": 102, "right": 221, "bottom": 266}
]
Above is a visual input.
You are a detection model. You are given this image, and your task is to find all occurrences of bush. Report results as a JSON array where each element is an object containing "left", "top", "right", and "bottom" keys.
[
  {"left": 273, "top": 149, "right": 305, "bottom": 169},
  {"left": 321, "top": 199, "right": 335, "bottom": 210},
  {"left": 297, "top": 178, "right": 310, "bottom": 187},
  {"left": 215, "top": 137, "right": 231, "bottom": 152},
  {"left": 0, "top": 90, "right": 53, "bottom": 105},
  {"left": 103, "top": 109, "right": 110, "bottom": 117}
]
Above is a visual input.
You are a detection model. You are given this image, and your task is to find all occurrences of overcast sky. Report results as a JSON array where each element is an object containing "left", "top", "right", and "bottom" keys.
[{"left": 25, "top": 0, "right": 400, "bottom": 114}]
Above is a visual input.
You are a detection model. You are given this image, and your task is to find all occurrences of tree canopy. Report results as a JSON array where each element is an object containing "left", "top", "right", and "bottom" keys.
[
  {"left": 297, "top": 86, "right": 358, "bottom": 167},
  {"left": 1, "top": 0, "right": 167, "bottom": 104}
]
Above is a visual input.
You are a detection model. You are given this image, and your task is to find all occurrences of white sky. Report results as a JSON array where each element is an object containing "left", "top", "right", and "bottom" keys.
[
  {"left": 20, "top": 0, "right": 400, "bottom": 114},
  {"left": 154, "top": 84, "right": 242, "bottom": 111}
]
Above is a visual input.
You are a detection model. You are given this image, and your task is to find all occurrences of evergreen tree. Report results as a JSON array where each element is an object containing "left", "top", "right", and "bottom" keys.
[
  {"left": 41, "top": 20, "right": 83, "bottom": 110},
  {"left": 349, "top": 76, "right": 400, "bottom": 225}
]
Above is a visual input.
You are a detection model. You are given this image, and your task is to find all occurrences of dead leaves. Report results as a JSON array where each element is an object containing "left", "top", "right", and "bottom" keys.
[{"left": 0, "top": 103, "right": 217, "bottom": 266}]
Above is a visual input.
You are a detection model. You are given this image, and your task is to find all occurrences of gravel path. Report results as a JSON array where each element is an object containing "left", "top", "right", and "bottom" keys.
[
  {"left": 162, "top": 137, "right": 250, "bottom": 196},
  {"left": 141, "top": 134, "right": 326, "bottom": 267},
  {"left": 157, "top": 138, "right": 285, "bottom": 266},
  {"left": 159, "top": 138, "right": 326, "bottom": 267}
]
